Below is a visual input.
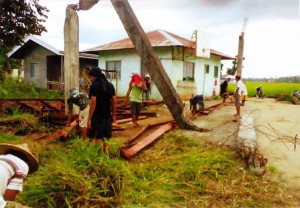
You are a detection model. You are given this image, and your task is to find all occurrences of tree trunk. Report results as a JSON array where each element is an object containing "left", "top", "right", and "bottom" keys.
[{"left": 110, "top": 0, "right": 206, "bottom": 131}]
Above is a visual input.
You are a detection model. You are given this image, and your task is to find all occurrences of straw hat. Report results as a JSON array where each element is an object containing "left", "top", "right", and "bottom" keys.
[{"left": 0, "top": 143, "right": 39, "bottom": 174}]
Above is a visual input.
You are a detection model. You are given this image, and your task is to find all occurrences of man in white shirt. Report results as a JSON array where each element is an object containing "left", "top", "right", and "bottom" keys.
[
  {"left": 0, "top": 143, "right": 38, "bottom": 208},
  {"left": 234, "top": 74, "right": 243, "bottom": 117}
]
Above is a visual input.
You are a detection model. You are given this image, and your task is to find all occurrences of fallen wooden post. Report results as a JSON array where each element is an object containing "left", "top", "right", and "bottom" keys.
[{"left": 120, "top": 122, "right": 176, "bottom": 159}]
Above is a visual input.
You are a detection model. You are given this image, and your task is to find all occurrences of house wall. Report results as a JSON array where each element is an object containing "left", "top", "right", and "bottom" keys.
[
  {"left": 194, "top": 54, "right": 221, "bottom": 98},
  {"left": 24, "top": 45, "right": 56, "bottom": 88},
  {"left": 98, "top": 48, "right": 221, "bottom": 100}
]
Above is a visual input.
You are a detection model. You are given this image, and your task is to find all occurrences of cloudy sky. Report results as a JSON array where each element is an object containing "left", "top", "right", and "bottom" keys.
[{"left": 38, "top": 0, "right": 300, "bottom": 78}]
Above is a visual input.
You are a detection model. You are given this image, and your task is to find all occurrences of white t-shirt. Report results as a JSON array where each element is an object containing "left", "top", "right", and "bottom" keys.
[
  {"left": 241, "top": 83, "right": 248, "bottom": 96},
  {"left": 235, "top": 80, "right": 243, "bottom": 96},
  {"left": 0, "top": 154, "right": 29, "bottom": 208}
]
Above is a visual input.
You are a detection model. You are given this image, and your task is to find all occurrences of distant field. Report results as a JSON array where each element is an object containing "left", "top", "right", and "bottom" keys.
[{"left": 228, "top": 82, "right": 300, "bottom": 100}]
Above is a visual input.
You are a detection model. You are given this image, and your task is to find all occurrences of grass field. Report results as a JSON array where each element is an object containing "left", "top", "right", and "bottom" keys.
[{"left": 228, "top": 82, "right": 300, "bottom": 100}]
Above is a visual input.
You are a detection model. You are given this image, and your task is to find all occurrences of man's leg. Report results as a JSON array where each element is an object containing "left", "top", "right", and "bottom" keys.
[
  {"left": 80, "top": 106, "right": 90, "bottom": 140},
  {"left": 130, "top": 102, "right": 138, "bottom": 127},
  {"left": 81, "top": 127, "right": 88, "bottom": 140},
  {"left": 200, "top": 101, "right": 204, "bottom": 112},
  {"left": 235, "top": 95, "right": 241, "bottom": 116},
  {"left": 132, "top": 114, "right": 138, "bottom": 127}
]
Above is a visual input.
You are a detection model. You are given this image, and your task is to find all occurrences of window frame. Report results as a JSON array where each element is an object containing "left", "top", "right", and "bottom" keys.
[
  {"left": 214, "top": 66, "right": 219, "bottom": 78},
  {"left": 205, "top": 64, "right": 210, "bottom": 74},
  {"left": 30, "top": 63, "right": 38, "bottom": 78},
  {"left": 105, "top": 60, "right": 121, "bottom": 80},
  {"left": 183, "top": 61, "right": 195, "bottom": 82}
]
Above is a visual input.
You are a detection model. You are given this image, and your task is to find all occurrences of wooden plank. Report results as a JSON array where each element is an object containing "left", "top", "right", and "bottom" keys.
[
  {"left": 125, "top": 124, "right": 150, "bottom": 144},
  {"left": 149, "top": 119, "right": 174, "bottom": 128},
  {"left": 120, "top": 122, "right": 175, "bottom": 159}
]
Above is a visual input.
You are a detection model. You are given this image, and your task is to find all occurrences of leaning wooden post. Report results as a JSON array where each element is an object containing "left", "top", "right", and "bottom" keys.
[
  {"left": 110, "top": 0, "right": 205, "bottom": 131},
  {"left": 64, "top": 6, "right": 80, "bottom": 114}
]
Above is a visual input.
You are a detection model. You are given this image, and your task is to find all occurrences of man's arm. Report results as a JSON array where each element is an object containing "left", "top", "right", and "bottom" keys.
[
  {"left": 66, "top": 108, "right": 73, "bottom": 127},
  {"left": 4, "top": 189, "right": 19, "bottom": 201},
  {"left": 142, "top": 81, "right": 147, "bottom": 92},
  {"left": 125, "top": 84, "right": 132, "bottom": 102},
  {"left": 111, "top": 95, "right": 117, "bottom": 123}
]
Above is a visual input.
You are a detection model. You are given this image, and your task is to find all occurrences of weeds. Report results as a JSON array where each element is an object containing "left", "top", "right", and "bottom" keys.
[
  {"left": 0, "top": 130, "right": 299, "bottom": 207},
  {"left": 0, "top": 78, "right": 62, "bottom": 99}
]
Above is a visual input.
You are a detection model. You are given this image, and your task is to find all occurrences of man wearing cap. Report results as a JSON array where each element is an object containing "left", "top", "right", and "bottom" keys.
[
  {"left": 125, "top": 72, "right": 147, "bottom": 127},
  {"left": 0, "top": 143, "right": 38, "bottom": 208},
  {"left": 234, "top": 74, "right": 243, "bottom": 117},
  {"left": 291, "top": 90, "right": 300, "bottom": 105},
  {"left": 220, "top": 77, "right": 231, "bottom": 104},
  {"left": 67, "top": 88, "right": 90, "bottom": 140},
  {"left": 88, "top": 67, "right": 117, "bottom": 152}
]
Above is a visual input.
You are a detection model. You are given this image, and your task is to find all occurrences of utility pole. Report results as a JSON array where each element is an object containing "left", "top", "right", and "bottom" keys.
[
  {"left": 237, "top": 18, "right": 248, "bottom": 76},
  {"left": 64, "top": 6, "right": 79, "bottom": 114},
  {"left": 66, "top": 0, "right": 206, "bottom": 131},
  {"left": 110, "top": 0, "right": 205, "bottom": 131}
]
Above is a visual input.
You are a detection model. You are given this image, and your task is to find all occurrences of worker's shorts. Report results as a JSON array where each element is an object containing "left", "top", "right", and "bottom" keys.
[
  {"left": 79, "top": 106, "right": 90, "bottom": 128},
  {"left": 88, "top": 117, "right": 112, "bottom": 140},
  {"left": 234, "top": 94, "right": 241, "bottom": 105},
  {"left": 130, "top": 101, "right": 142, "bottom": 116}
]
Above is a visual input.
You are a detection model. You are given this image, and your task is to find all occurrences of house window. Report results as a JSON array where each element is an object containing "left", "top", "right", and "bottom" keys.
[
  {"left": 106, "top": 61, "right": 121, "bottom": 80},
  {"left": 183, "top": 61, "right": 195, "bottom": 81},
  {"left": 205, "top": 64, "right": 210, "bottom": 74},
  {"left": 30, "top": 63, "right": 38, "bottom": 77},
  {"left": 214, "top": 66, "right": 219, "bottom": 78}
]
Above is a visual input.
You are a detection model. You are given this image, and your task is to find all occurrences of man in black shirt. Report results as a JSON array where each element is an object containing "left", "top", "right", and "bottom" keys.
[
  {"left": 190, "top": 95, "right": 205, "bottom": 115},
  {"left": 88, "top": 67, "right": 117, "bottom": 152},
  {"left": 220, "top": 77, "right": 231, "bottom": 104},
  {"left": 67, "top": 88, "right": 90, "bottom": 140}
]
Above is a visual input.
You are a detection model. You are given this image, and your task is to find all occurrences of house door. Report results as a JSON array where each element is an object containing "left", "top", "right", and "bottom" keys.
[{"left": 47, "top": 55, "right": 61, "bottom": 81}]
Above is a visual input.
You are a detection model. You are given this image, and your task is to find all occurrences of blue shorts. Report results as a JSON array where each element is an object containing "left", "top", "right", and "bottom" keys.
[{"left": 88, "top": 117, "right": 112, "bottom": 140}]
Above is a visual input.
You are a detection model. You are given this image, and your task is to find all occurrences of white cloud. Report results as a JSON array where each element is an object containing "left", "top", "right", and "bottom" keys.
[{"left": 38, "top": 0, "right": 300, "bottom": 78}]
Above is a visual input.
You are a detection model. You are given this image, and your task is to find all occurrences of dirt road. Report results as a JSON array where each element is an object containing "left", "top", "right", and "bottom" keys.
[{"left": 187, "top": 97, "right": 300, "bottom": 190}]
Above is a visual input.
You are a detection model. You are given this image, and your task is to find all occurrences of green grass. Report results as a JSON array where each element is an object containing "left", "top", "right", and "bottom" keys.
[
  {"left": 0, "top": 78, "right": 62, "bottom": 99},
  {"left": 0, "top": 132, "right": 298, "bottom": 207},
  {"left": 228, "top": 82, "right": 300, "bottom": 100}
]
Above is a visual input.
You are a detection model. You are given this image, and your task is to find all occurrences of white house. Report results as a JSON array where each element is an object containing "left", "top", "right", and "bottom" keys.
[{"left": 83, "top": 29, "right": 234, "bottom": 100}]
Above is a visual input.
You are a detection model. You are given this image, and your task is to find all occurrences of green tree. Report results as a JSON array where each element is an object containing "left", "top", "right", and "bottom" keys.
[
  {"left": 227, "top": 55, "right": 246, "bottom": 75},
  {"left": 227, "top": 55, "right": 238, "bottom": 75},
  {"left": 0, "top": 0, "right": 48, "bottom": 73}
]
